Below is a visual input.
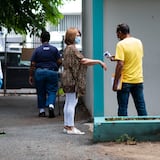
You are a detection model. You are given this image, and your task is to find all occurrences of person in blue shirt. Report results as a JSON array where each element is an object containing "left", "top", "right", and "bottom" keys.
[{"left": 29, "top": 31, "right": 62, "bottom": 118}]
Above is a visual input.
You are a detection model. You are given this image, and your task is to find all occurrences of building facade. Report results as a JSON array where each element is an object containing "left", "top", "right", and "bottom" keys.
[{"left": 82, "top": 0, "right": 160, "bottom": 116}]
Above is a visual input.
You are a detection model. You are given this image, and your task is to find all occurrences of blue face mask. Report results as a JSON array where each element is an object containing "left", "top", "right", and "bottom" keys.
[{"left": 75, "top": 36, "right": 81, "bottom": 44}]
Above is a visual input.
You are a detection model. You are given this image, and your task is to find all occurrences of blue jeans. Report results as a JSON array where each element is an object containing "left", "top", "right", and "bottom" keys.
[
  {"left": 117, "top": 83, "right": 147, "bottom": 116},
  {"left": 35, "top": 68, "right": 58, "bottom": 109}
]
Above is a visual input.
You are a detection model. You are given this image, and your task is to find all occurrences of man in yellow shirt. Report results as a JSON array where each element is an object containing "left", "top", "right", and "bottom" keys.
[{"left": 112, "top": 23, "right": 147, "bottom": 116}]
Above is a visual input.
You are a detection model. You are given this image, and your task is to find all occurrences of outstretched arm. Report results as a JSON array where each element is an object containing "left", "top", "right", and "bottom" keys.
[{"left": 81, "top": 58, "right": 107, "bottom": 71}]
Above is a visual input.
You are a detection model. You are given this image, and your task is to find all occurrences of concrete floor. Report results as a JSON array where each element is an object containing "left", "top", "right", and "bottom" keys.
[{"left": 0, "top": 94, "right": 122, "bottom": 160}]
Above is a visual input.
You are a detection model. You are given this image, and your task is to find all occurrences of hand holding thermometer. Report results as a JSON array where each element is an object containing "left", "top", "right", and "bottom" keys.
[{"left": 104, "top": 51, "right": 112, "bottom": 58}]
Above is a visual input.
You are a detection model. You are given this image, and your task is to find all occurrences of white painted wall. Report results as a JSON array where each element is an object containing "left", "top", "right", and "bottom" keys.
[
  {"left": 103, "top": 0, "right": 160, "bottom": 116},
  {"left": 82, "top": 0, "right": 160, "bottom": 117},
  {"left": 82, "top": 0, "right": 94, "bottom": 115}
]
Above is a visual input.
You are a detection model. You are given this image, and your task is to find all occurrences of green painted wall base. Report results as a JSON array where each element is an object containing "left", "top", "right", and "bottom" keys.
[{"left": 93, "top": 116, "right": 160, "bottom": 142}]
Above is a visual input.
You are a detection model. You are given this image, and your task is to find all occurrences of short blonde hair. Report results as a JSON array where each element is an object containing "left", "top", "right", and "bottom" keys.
[{"left": 64, "top": 27, "right": 78, "bottom": 45}]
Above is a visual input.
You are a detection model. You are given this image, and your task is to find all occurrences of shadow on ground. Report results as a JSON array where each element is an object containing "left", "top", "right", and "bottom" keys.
[{"left": 0, "top": 94, "right": 91, "bottom": 128}]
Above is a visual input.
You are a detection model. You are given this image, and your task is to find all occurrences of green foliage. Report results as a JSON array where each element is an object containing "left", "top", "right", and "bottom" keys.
[
  {"left": 115, "top": 134, "right": 136, "bottom": 144},
  {"left": 0, "top": 0, "right": 70, "bottom": 36}
]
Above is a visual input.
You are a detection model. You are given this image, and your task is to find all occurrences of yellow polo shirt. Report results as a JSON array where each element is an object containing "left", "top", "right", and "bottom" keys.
[{"left": 115, "top": 37, "right": 144, "bottom": 83}]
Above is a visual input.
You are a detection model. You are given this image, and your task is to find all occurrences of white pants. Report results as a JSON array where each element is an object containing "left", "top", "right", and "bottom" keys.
[{"left": 63, "top": 92, "right": 78, "bottom": 126}]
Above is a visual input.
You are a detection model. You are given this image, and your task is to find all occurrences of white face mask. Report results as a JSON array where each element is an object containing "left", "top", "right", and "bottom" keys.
[{"left": 75, "top": 36, "right": 81, "bottom": 44}]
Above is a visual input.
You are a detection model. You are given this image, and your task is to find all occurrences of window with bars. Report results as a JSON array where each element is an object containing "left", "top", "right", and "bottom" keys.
[{"left": 49, "top": 15, "right": 82, "bottom": 32}]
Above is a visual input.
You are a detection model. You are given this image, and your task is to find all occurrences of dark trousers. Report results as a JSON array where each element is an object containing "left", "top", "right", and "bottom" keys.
[{"left": 117, "top": 83, "right": 147, "bottom": 116}]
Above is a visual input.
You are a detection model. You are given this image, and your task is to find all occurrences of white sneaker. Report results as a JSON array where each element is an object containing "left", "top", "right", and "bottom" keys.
[
  {"left": 63, "top": 128, "right": 67, "bottom": 133},
  {"left": 66, "top": 127, "right": 85, "bottom": 135},
  {"left": 49, "top": 104, "right": 54, "bottom": 109}
]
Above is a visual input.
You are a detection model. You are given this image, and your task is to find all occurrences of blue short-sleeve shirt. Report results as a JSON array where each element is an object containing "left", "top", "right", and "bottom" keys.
[{"left": 31, "top": 43, "right": 60, "bottom": 71}]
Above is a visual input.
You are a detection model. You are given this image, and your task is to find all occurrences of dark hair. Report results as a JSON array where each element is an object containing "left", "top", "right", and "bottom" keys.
[
  {"left": 40, "top": 31, "right": 50, "bottom": 43},
  {"left": 116, "top": 23, "right": 130, "bottom": 34}
]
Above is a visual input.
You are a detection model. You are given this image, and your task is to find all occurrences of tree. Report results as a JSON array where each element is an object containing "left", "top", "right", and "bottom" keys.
[{"left": 0, "top": 0, "right": 67, "bottom": 36}]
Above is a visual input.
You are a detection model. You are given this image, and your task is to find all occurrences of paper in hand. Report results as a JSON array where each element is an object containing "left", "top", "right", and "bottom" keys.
[{"left": 104, "top": 51, "right": 112, "bottom": 58}]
